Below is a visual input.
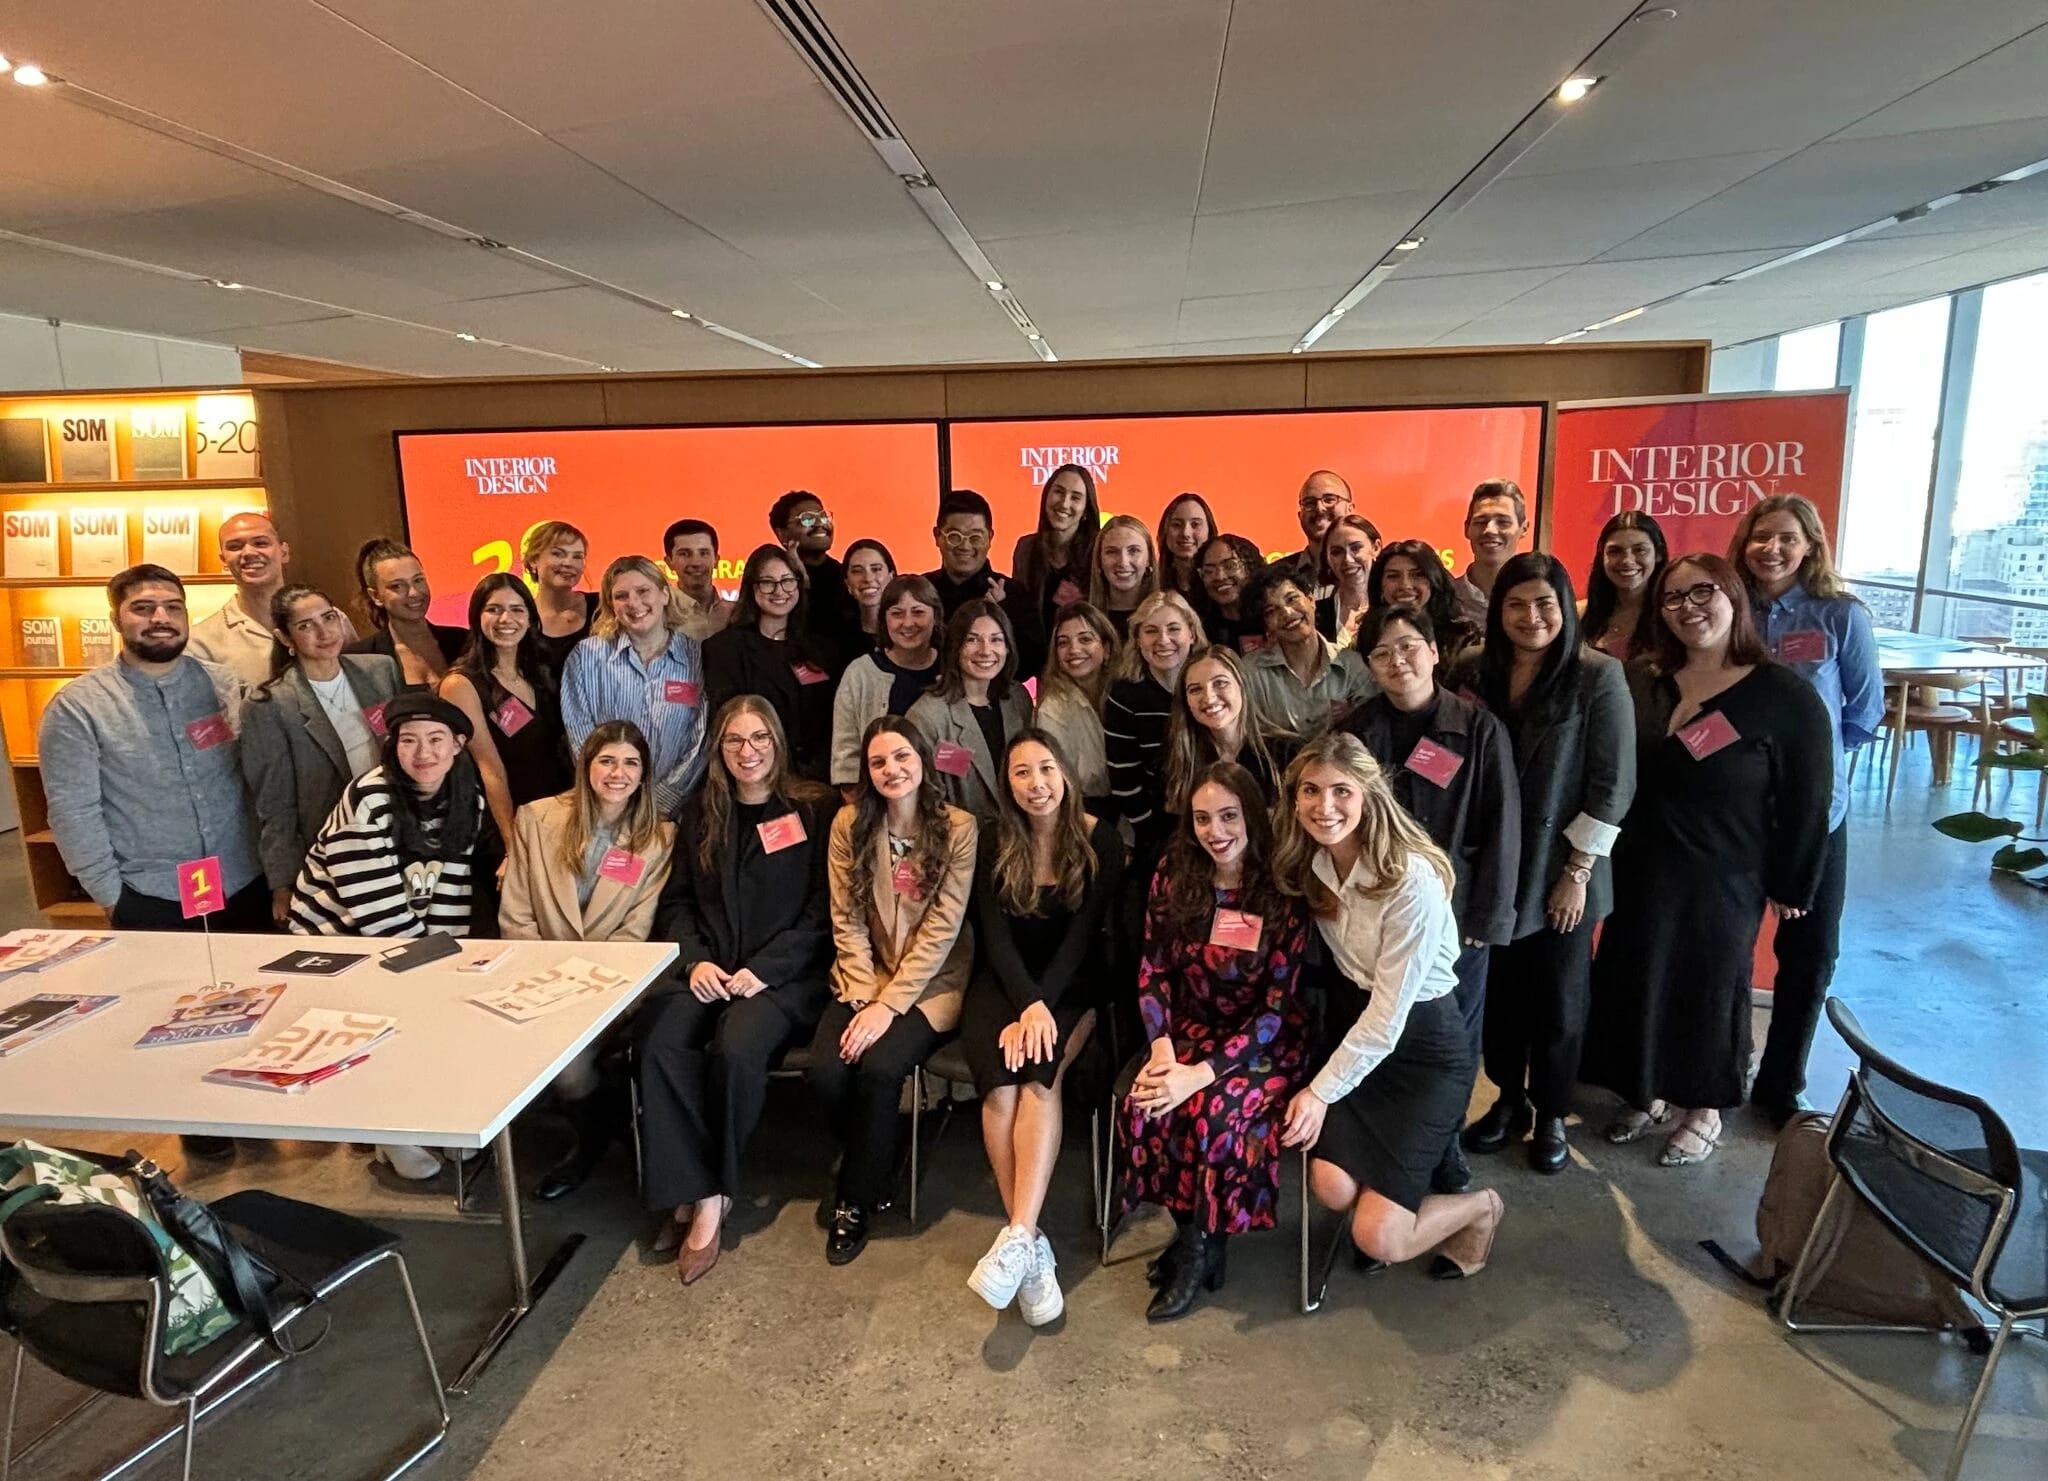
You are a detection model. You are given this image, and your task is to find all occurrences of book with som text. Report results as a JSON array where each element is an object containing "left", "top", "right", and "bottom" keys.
[
  {"left": 141, "top": 507, "right": 200, "bottom": 574},
  {"left": 2, "top": 510, "right": 59, "bottom": 578},
  {"left": 129, "top": 407, "right": 188, "bottom": 480},
  {"left": 68, "top": 508, "right": 128, "bottom": 577},
  {"left": 56, "top": 412, "right": 115, "bottom": 483},
  {"left": 19, "top": 617, "right": 62, "bottom": 667},
  {"left": 77, "top": 615, "right": 115, "bottom": 666}
]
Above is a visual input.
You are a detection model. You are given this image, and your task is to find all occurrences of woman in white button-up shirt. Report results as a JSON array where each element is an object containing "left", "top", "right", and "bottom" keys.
[{"left": 1275, "top": 733, "right": 1507, "bottom": 1280}]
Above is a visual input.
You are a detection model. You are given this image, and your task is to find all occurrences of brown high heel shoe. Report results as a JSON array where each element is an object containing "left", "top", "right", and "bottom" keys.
[
  {"left": 650, "top": 1203, "right": 694, "bottom": 1255},
  {"left": 1429, "top": 1189, "right": 1505, "bottom": 1281},
  {"left": 678, "top": 1197, "right": 731, "bottom": 1285}
]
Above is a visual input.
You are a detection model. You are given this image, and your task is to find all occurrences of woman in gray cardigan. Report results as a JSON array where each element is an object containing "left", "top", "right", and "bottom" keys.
[
  {"left": 1457, "top": 554, "right": 1634, "bottom": 1173},
  {"left": 239, "top": 585, "right": 403, "bottom": 924},
  {"left": 906, "top": 599, "right": 1033, "bottom": 827}
]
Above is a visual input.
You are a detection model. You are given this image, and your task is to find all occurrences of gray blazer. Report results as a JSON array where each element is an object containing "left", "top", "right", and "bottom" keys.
[
  {"left": 1500, "top": 646, "right": 1636, "bottom": 939},
  {"left": 905, "top": 688, "right": 1034, "bottom": 828},
  {"left": 239, "top": 655, "right": 403, "bottom": 889}
]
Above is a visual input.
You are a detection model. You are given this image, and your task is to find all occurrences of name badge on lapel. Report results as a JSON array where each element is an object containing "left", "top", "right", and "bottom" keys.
[
  {"left": 598, "top": 847, "right": 645, "bottom": 885},
  {"left": 932, "top": 741, "right": 973, "bottom": 777},
  {"left": 791, "top": 660, "right": 831, "bottom": 686},
  {"left": 1208, "top": 909, "right": 1263, "bottom": 951},
  {"left": 890, "top": 856, "right": 925, "bottom": 899},
  {"left": 663, "top": 679, "right": 700, "bottom": 706},
  {"left": 757, "top": 813, "right": 807, "bottom": 853},
  {"left": 363, "top": 700, "right": 389, "bottom": 738},
  {"left": 491, "top": 695, "right": 534, "bottom": 735},
  {"left": 1778, "top": 629, "right": 1826, "bottom": 664},
  {"left": 184, "top": 713, "right": 231, "bottom": 750},
  {"left": 1405, "top": 738, "right": 1463, "bottom": 789},
  {"left": 1676, "top": 709, "right": 1741, "bottom": 761}
]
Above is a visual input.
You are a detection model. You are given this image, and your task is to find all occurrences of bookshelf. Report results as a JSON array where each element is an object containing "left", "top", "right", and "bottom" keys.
[{"left": 0, "top": 387, "right": 268, "bottom": 923}]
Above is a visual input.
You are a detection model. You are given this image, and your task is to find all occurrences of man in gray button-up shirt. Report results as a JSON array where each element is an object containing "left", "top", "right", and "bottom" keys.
[{"left": 38, "top": 564, "right": 267, "bottom": 929}]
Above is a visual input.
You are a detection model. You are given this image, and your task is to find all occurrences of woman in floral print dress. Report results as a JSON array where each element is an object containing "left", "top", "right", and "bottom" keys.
[{"left": 1117, "top": 759, "right": 1312, "bottom": 1322}]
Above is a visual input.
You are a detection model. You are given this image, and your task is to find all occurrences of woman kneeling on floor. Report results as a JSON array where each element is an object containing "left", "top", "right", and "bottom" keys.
[
  {"left": 961, "top": 729, "right": 1123, "bottom": 1325},
  {"left": 1275, "top": 733, "right": 1506, "bottom": 1278}
]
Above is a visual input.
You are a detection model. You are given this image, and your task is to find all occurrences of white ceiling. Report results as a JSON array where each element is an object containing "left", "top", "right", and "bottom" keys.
[{"left": 0, "top": 1, "right": 2044, "bottom": 376}]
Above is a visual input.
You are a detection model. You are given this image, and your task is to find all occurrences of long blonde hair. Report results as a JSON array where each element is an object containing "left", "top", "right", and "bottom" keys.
[
  {"left": 1164, "top": 645, "right": 1283, "bottom": 812},
  {"left": 1727, "top": 494, "right": 1857, "bottom": 603},
  {"left": 591, "top": 554, "right": 691, "bottom": 640},
  {"left": 1087, "top": 514, "right": 1161, "bottom": 612},
  {"left": 1112, "top": 589, "right": 1205, "bottom": 683},
  {"left": 557, "top": 720, "right": 663, "bottom": 876},
  {"left": 1272, "top": 733, "right": 1453, "bottom": 918},
  {"left": 990, "top": 729, "right": 1097, "bottom": 915}
]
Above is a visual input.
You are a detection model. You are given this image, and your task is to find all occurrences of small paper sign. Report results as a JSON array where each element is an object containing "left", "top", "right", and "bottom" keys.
[
  {"left": 663, "top": 679, "right": 700, "bottom": 706},
  {"left": 1405, "top": 737, "right": 1464, "bottom": 789},
  {"left": 491, "top": 695, "right": 534, "bottom": 735},
  {"left": 178, "top": 856, "right": 224, "bottom": 919},
  {"left": 1778, "top": 629, "right": 1827, "bottom": 664},
  {"left": 890, "top": 857, "right": 924, "bottom": 899},
  {"left": 757, "top": 812, "right": 807, "bottom": 853},
  {"left": 1052, "top": 577, "right": 1083, "bottom": 609},
  {"left": 184, "top": 713, "right": 231, "bottom": 751},
  {"left": 933, "top": 740, "right": 973, "bottom": 777},
  {"left": 791, "top": 660, "right": 831, "bottom": 686},
  {"left": 1208, "top": 909, "right": 1263, "bottom": 951},
  {"left": 1238, "top": 635, "right": 1266, "bottom": 654},
  {"left": 597, "top": 847, "right": 645, "bottom": 885},
  {"left": 363, "top": 700, "right": 389, "bottom": 738},
  {"left": 1676, "top": 709, "right": 1741, "bottom": 761}
]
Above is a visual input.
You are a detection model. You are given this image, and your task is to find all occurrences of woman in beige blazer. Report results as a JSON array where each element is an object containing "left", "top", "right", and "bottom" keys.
[
  {"left": 499, "top": 718, "right": 675, "bottom": 1199},
  {"left": 906, "top": 597, "right": 1033, "bottom": 827},
  {"left": 808, "top": 714, "right": 977, "bottom": 1265}
]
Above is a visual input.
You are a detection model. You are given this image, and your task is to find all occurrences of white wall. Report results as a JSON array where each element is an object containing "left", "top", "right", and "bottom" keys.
[
  {"left": 0, "top": 313, "right": 242, "bottom": 392},
  {"left": 1707, "top": 339, "right": 1775, "bottom": 394}
]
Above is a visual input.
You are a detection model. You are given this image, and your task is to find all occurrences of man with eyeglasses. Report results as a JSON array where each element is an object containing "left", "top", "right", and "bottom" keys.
[
  {"left": 1290, "top": 470, "right": 1354, "bottom": 604},
  {"left": 1451, "top": 479, "right": 1530, "bottom": 628},
  {"left": 922, "top": 488, "right": 1046, "bottom": 675},
  {"left": 770, "top": 489, "right": 858, "bottom": 654}
]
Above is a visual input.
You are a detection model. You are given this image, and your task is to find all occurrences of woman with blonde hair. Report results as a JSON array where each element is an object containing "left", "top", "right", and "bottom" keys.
[
  {"left": 1087, "top": 514, "right": 1162, "bottom": 638},
  {"left": 1275, "top": 733, "right": 1506, "bottom": 1278},
  {"left": 521, "top": 519, "right": 594, "bottom": 668},
  {"left": 1164, "top": 644, "right": 1296, "bottom": 811},
  {"left": 1033, "top": 601, "right": 1117, "bottom": 807},
  {"left": 560, "top": 554, "right": 708, "bottom": 815},
  {"left": 1104, "top": 589, "right": 1204, "bottom": 860},
  {"left": 499, "top": 718, "right": 676, "bottom": 1200}
]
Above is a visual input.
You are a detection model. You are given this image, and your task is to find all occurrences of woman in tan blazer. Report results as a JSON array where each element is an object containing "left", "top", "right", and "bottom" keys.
[
  {"left": 499, "top": 719, "right": 675, "bottom": 1199},
  {"left": 808, "top": 714, "right": 977, "bottom": 1265}
]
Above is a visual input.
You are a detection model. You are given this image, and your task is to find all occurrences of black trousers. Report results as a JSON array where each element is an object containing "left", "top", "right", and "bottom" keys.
[
  {"left": 111, "top": 878, "right": 272, "bottom": 932},
  {"left": 1450, "top": 940, "right": 1490, "bottom": 1054},
  {"left": 1481, "top": 917, "right": 1595, "bottom": 1116},
  {"left": 636, "top": 986, "right": 816, "bottom": 1211},
  {"left": 1754, "top": 821, "right": 1849, "bottom": 1106},
  {"left": 805, "top": 999, "right": 946, "bottom": 1210}
]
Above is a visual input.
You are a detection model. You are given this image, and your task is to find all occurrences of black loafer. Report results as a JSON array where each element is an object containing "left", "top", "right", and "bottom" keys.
[
  {"left": 1462, "top": 1097, "right": 1532, "bottom": 1154},
  {"left": 1431, "top": 1138, "right": 1473, "bottom": 1196},
  {"left": 535, "top": 1143, "right": 604, "bottom": 1202},
  {"left": 825, "top": 1203, "right": 868, "bottom": 1266},
  {"left": 1750, "top": 1094, "right": 1812, "bottom": 1132},
  {"left": 1529, "top": 1115, "right": 1570, "bottom": 1174}
]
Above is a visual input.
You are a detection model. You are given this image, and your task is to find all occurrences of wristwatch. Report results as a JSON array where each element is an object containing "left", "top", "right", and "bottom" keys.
[{"left": 1564, "top": 853, "right": 1594, "bottom": 885}]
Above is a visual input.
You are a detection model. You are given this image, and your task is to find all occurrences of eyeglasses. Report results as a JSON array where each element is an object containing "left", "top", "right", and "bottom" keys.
[
  {"left": 720, "top": 732, "right": 775, "bottom": 754},
  {"left": 791, "top": 511, "right": 831, "bottom": 531},
  {"left": 754, "top": 576, "right": 801, "bottom": 594},
  {"left": 939, "top": 530, "right": 990, "bottom": 550},
  {"left": 1199, "top": 558, "right": 1245, "bottom": 578},
  {"left": 1298, "top": 493, "right": 1351, "bottom": 512},
  {"left": 1659, "top": 582, "right": 1723, "bottom": 611},
  {"left": 1367, "top": 637, "right": 1431, "bottom": 665}
]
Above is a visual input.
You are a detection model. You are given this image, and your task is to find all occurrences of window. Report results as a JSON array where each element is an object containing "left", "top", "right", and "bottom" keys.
[
  {"left": 1773, "top": 322, "right": 1840, "bottom": 390},
  {"left": 1839, "top": 297, "right": 1952, "bottom": 583}
]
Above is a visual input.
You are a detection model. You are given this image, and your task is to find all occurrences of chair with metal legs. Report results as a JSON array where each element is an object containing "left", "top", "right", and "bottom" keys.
[
  {"left": 1297, "top": 1147, "right": 1354, "bottom": 1315},
  {"left": 0, "top": 1189, "right": 447, "bottom": 1481},
  {"left": 914, "top": 1041, "right": 1107, "bottom": 1233},
  {"left": 1777, "top": 999, "right": 2045, "bottom": 1481}
]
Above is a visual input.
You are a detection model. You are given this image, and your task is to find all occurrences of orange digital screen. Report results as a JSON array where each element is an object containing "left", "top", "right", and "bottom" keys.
[
  {"left": 396, "top": 422, "right": 944, "bottom": 624},
  {"left": 946, "top": 407, "right": 1543, "bottom": 572}
]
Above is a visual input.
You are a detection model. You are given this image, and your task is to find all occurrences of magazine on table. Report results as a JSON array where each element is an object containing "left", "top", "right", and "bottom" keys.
[
  {"left": 470, "top": 955, "right": 630, "bottom": 1024},
  {"left": 204, "top": 1009, "right": 398, "bottom": 1093},
  {"left": 0, "top": 994, "right": 119, "bottom": 1057},
  {"left": 0, "top": 930, "right": 117, "bottom": 982},
  {"left": 135, "top": 983, "right": 287, "bottom": 1048}
]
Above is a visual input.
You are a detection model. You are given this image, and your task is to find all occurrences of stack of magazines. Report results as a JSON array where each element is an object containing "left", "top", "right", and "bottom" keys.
[
  {"left": 0, "top": 930, "right": 115, "bottom": 985},
  {"left": 0, "top": 993, "right": 118, "bottom": 1057},
  {"left": 205, "top": 1009, "right": 398, "bottom": 1093},
  {"left": 470, "top": 956, "right": 629, "bottom": 1023}
]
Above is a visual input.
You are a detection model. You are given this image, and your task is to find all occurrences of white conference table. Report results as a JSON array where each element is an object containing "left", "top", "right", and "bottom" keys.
[{"left": 0, "top": 930, "right": 677, "bottom": 1394}]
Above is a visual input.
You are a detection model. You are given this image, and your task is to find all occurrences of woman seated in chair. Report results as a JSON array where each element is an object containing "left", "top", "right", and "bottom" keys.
[
  {"left": 808, "top": 717, "right": 977, "bottom": 1267},
  {"left": 635, "top": 697, "right": 839, "bottom": 1281},
  {"left": 961, "top": 729, "right": 1123, "bottom": 1325},
  {"left": 1116, "top": 761, "right": 1311, "bottom": 1323},
  {"left": 498, "top": 720, "right": 676, "bottom": 1202},
  {"left": 1275, "top": 733, "right": 1506, "bottom": 1278}
]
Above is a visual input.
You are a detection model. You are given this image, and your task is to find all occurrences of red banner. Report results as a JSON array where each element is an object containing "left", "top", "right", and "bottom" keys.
[{"left": 1550, "top": 391, "right": 1850, "bottom": 577}]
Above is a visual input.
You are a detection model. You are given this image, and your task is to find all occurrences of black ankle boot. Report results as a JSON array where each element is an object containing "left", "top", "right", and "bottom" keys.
[
  {"left": 536, "top": 1092, "right": 615, "bottom": 1202},
  {"left": 1529, "top": 1115, "right": 1570, "bottom": 1174},
  {"left": 1462, "top": 1096, "right": 1532, "bottom": 1154},
  {"left": 1147, "top": 1228, "right": 1225, "bottom": 1322}
]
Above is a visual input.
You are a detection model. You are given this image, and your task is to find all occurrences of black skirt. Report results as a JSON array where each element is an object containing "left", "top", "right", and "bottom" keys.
[
  {"left": 1313, "top": 990, "right": 1473, "bottom": 1213},
  {"left": 959, "top": 970, "right": 1098, "bottom": 1095}
]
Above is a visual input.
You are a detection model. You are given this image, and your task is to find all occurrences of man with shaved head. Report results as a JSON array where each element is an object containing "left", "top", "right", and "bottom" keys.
[
  {"left": 189, "top": 510, "right": 349, "bottom": 687},
  {"left": 1290, "top": 468, "right": 1354, "bottom": 619}
]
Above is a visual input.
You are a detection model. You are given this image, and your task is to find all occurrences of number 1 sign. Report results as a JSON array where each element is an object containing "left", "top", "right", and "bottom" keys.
[{"left": 178, "top": 856, "right": 224, "bottom": 919}]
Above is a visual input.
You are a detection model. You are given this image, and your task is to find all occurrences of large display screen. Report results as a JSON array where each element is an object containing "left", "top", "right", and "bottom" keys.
[{"left": 396, "top": 422, "right": 945, "bottom": 624}]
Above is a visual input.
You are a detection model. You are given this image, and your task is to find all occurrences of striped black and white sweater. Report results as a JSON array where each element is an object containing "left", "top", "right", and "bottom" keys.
[{"left": 288, "top": 766, "right": 500, "bottom": 938}]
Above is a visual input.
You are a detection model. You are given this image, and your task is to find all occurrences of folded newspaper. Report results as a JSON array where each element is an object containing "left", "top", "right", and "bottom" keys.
[
  {"left": 136, "top": 983, "right": 287, "bottom": 1048},
  {"left": 204, "top": 1008, "right": 397, "bottom": 1093},
  {"left": 470, "top": 956, "right": 630, "bottom": 1023}
]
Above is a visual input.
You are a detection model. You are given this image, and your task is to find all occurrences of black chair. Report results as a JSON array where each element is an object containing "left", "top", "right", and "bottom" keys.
[
  {"left": 1779, "top": 999, "right": 2046, "bottom": 1481},
  {"left": 0, "top": 1189, "right": 447, "bottom": 1481}
]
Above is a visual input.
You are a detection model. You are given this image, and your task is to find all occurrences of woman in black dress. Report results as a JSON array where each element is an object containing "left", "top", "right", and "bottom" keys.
[
  {"left": 961, "top": 728, "right": 1123, "bottom": 1326},
  {"left": 523, "top": 520, "right": 595, "bottom": 670},
  {"left": 440, "top": 573, "right": 572, "bottom": 844},
  {"left": 703, "top": 544, "right": 838, "bottom": 782},
  {"left": 349, "top": 537, "right": 467, "bottom": 689},
  {"left": 1583, "top": 554, "right": 1832, "bottom": 1168}
]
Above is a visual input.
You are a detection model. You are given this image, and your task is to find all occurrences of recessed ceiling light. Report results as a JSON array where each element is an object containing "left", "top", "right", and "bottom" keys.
[
  {"left": 1026, "top": 331, "right": 1042, "bottom": 340},
  {"left": 12, "top": 63, "right": 49, "bottom": 87},
  {"left": 1394, "top": 238, "right": 1424, "bottom": 252},
  {"left": 209, "top": 279, "right": 244, "bottom": 291},
  {"left": 985, "top": 280, "right": 1005, "bottom": 292},
  {"left": 455, "top": 331, "right": 477, "bottom": 342},
  {"left": 670, "top": 309, "right": 690, "bottom": 319},
  {"left": 1556, "top": 75, "right": 1600, "bottom": 103}
]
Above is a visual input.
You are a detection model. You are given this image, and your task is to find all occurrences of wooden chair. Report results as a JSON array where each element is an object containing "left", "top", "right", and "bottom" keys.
[{"left": 1880, "top": 671, "right": 1983, "bottom": 801}]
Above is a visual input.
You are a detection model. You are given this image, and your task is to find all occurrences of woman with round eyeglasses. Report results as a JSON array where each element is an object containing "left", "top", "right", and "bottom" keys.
[
  {"left": 1189, "top": 534, "right": 1266, "bottom": 655},
  {"left": 703, "top": 543, "right": 838, "bottom": 782},
  {"left": 1728, "top": 496, "right": 1882, "bottom": 1129},
  {"left": 1581, "top": 511, "right": 1667, "bottom": 661},
  {"left": 1582, "top": 556, "right": 1832, "bottom": 1169},
  {"left": 1156, "top": 493, "right": 1217, "bottom": 601},
  {"left": 1318, "top": 514, "right": 1381, "bottom": 646},
  {"left": 1368, "top": 540, "right": 1481, "bottom": 668},
  {"left": 1164, "top": 645, "right": 1296, "bottom": 812},
  {"left": 441, "top": 573, "right": 573, "bottom": 847},
  {"left": 907, "top": 599, "right": 1035, "bottom": 827},
  {"left": 1237, "top": 566, "right": 1375, "bottom": 738},
  {"left": 1013, "top": 464, "right": 1100, "bottom": 638},
  {"left": 1088, "top": 515, "right": 1162, "bottom": 639},
  {"left": 636, "top": 697, "right": 838, "bottom": 1281},
  {"left": 960, "top": 729, "right": 1123, "bottom": 1325},
  {"left": 521, "top": 520, "right": 595, "bottom": 670},
  {"left": 1338, "top": 604, "right": 1519, "bottom": 1196},
  {"left": 1115, "top": 761, "right": 1311, "bottom": 1322},
  {"left": 1034, "top": 602, "right": 1118, "bottom": 806},
  {"left": 1460, "top": 554, "right": 1635, "bottom": 1175},
  {"left": 1274, "top": 734, "right": 1506, "bottom": 1280}
]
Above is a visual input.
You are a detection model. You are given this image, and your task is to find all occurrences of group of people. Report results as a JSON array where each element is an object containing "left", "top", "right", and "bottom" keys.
[{"left": 37, "top": 467, "right": 1879, "bottom": 1327}]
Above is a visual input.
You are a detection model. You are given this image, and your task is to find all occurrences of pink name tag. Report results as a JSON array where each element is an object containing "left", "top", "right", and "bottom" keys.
[
  {"left": 1052, "top": 577, "right": 1083, "bottom": 609},
  {"left": 1676, "top": 709, "right": 1741, "bottom": 761},
  {"left": 756, "top": 812, "right": 807, "bottom": 853},
  {"left": 491, "top": 695, "right": 533, "bottom": 735},
  {"left": 663, "top": 679, "right": 700, "bottom": 706},
  {"left": 890, "top": 857, "right": 924, "bottom": 899},
  {"left": 598, "top": 847, "right": 646, "bottom": 885},
  {"left": 1209, "top": 909, "right": 1263, "bottom": 952},
  {"left": 933, "top": 741, "right": 973, "bottom": 777},
  {"left": 791, "top": 660, "right": 831, "bottom": 686},
  {"left": 1778, "top": 629, "right": 1827, "bottom": 664},
  {"left": 1405, "top": 737, "right": 1463, "bottom": 788},
  {"left": 362, "top": 700, "right": 389, "bottom": 738},
  {"left": 1238, "top": 634, "right": 1266, "bottom": 655},
  {"left": 184, "top": 713, "right": 231, "bottom": 750}
]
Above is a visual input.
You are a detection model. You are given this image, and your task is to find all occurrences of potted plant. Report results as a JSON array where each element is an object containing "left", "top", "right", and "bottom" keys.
[{"left": 1933, "top": 693, "right": 2048, "bottom": 888}]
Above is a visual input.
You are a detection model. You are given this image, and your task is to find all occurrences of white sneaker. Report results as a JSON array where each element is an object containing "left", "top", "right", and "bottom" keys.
[
  {"left": 1017, "top": 1233, "right": 1064, "bottom": 1326},
  {"left": 377, "top": 1144, "right": 443, "bottom": 1181},
  {"left": 967, "top": 1224, "right": 1037, "bottom": 1310}
]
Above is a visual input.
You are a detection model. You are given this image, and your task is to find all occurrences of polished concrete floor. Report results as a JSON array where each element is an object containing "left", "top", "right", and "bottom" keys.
[{"left": 0, "top": 741, "right": 2041, "bottom": 1480}]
